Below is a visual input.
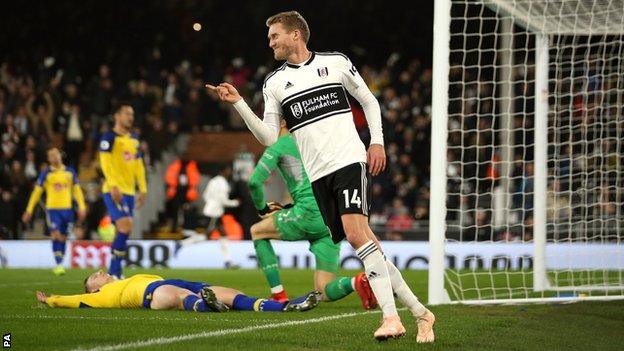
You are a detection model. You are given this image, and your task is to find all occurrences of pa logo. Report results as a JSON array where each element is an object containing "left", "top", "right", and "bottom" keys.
[
  {"left": 290, "top": 102, "right": 304, "bottom": 119},
  {"left": 3, "top": 333, "right": 10, "bottom": 348}
]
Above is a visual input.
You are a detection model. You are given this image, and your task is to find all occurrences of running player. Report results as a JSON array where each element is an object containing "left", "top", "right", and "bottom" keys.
[
  {"left": 180, "top": 165, "right": 241, "bottom": 269},
  {"left": 249, "top": 120, "right": 376, "bottom": 309},
  {"left": 23, "top": 147, "right": 87, "bottom": 276},
  {"left": 207, "top": 11, "right": 434, "bottom": 342},
  {"left": 36, "top": 270, "right": 320, "bottom": 313},
  {"left": 99, "top": 102, "right": 147, "bottom": 278}
]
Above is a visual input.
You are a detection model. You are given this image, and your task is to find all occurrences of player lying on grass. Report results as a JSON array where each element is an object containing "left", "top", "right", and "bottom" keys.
[
  {"left": 248, "top": 120, "right": 377, "bottom": 309},
  {"left": 35, "top": 270, "right": 320, "bottom": 313}
]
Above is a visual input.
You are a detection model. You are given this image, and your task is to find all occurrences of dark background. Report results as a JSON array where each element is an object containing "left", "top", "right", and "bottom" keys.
[{"left": 1, "top": 1, "right": 434, "bottom": 78}]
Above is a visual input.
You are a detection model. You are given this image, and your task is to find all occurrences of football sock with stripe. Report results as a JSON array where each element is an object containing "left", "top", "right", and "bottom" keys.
[
  {"left": 253, "top": 239, "right": 284, "bottom": 293},
  {"left": 183, "top": 295, "right": 209, "bottom": 312},
  {"left": 356, "top": 240, "right": 397, "bottom": 317},
  {"left": 52, "top": 239, "right": 66, "bottom": 265},
  {"left": 109, "top": 231, "right": 128, "bottom": 278},
  {"left": 386, "top": 259, "right": 427, "bottom": 317},
  {"left": 232, "top": 294, "right": 285, "bottom": 312}
]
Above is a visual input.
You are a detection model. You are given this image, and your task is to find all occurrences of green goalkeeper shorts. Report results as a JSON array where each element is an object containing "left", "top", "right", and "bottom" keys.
[{"left": 272, "top": 199, "right": 341, "bottom": 273}]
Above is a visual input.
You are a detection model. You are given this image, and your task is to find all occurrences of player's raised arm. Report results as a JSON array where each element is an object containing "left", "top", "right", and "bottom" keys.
[
  {"left": 206, "top": 82, "right": 280, "bottom": 146},
  {"left": 248, "top": 148, "right": 280, "bottom": 214}
]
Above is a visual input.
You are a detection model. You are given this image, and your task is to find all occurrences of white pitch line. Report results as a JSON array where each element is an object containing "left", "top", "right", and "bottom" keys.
[{"left": 72, "top": 309, "right": 389, "bottom": 351}]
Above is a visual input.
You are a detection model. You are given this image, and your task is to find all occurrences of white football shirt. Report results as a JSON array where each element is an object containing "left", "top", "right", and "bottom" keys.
[{"left": 262, "top": 51, "right": 383, "bottom": 182}]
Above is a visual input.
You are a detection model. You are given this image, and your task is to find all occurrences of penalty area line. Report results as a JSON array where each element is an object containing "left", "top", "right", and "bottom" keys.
[{"left": 72, "top": 309, "right": 387, "bottom": 351}]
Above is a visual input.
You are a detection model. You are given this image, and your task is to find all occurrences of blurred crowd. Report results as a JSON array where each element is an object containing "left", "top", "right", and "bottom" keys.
[
  {"left": 0, "top": 56, "right": 214, "bottom": 239},
  {"left": 446, "top": 61, "right": 623, "bottom": 243},
  {"left": 0, "top": 51, "right": 435, "bottom": 240},
  {"left": 3, "top": 47, "right": 620, "bottom": 243}
]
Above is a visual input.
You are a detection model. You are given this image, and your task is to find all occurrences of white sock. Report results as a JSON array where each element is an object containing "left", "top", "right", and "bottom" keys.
[
  {"left": 270, "top": 285, "right": 284, "bottom": 294},
  {"left": 356, "top": 240, "right": 397, "bottom": 317},
  {"left": 182, "top": 229, "right": 198, "bottom": 238},
  {"left": 181, "top": 233, "right": 206, "bottom": 247},
  {"left": 219, "top": 236, "right": 232, "bottom": 263},
  {"left": 386, "top": 259, "right": 427, "bottom": 317}
]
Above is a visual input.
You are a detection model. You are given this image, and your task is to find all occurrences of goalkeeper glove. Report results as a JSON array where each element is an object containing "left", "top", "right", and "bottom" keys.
[{"left": 257, "top": 201, "right": 284, "bottom": 218}]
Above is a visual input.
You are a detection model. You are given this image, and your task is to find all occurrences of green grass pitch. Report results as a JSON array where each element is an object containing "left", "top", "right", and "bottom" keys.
[{"left": 1, "top": 268, "right": 623, "bottom": 350}]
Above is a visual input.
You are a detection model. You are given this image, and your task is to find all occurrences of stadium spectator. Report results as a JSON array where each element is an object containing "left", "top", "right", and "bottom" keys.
[
  {"left": 180, "top": 164, "right": 241, "bottom": 268},
  {"left": 62, "top": 103, "right": 86, "bottom": 169},
  {"left": 128, "top": 79, "right": 153, "bottom": 131},
  {"left": 0, "top": 187, "right": 18, "bottom": 239},
  {"left": 385, "top": 199, "right": 414, "bottom": 241},
  {"left": 26, "top": 91, "right": 54, "bottom": 141},
  {"left": 180, "top": 89, "right": 203, "bottom": 132},
  {"left": 163, "top": 73, "right": 184, "bottom": 125},
  {"left": 87, "top": 64, "right": 114, "bottom": 125},
  {"left": 164, "top": 156, "right": 201, "bottom": 232},
  {"left": 142, "top": 117, "right": 168, "bottom": 164}
]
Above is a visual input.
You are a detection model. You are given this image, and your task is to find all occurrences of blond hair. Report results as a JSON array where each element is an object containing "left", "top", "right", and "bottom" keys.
[{"left": 266, "top": 11, "right": 310, "bottom": 43}]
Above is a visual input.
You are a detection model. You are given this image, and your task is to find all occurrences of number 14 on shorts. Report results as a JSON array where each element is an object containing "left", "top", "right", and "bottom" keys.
[{"left": 342, "top": 189, "right": 361, "bottom": 208}]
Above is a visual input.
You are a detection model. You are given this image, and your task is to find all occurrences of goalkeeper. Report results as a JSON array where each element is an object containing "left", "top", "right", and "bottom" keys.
[
  {"left": 36, "top": 270, "right": 320, "bottom": 313},
  {"left": 248, "top": 120, "right": 377, "bottom": 309}
]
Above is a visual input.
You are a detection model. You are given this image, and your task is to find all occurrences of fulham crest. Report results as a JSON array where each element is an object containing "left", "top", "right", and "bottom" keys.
[
  {"left": 290, "top": 102, "right": 304, "bottom": 119},
  {"left": 317, "top": 67, "right": 328, "bottom": 78}
]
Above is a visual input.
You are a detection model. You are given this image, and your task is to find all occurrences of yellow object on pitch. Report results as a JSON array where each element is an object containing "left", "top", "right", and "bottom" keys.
[{"left": 98, "top": 216, "right": 116, "bottom": 242}]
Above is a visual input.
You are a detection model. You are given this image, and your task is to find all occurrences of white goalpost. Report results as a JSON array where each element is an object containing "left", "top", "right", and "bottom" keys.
[{"left": 430, "top": 0, "right": 624, "bottom": 304}]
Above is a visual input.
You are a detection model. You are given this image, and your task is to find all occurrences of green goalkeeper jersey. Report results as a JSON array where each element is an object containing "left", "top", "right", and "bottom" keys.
[{"left": 248, "top": 134, "right": 316, "bottom": 211}]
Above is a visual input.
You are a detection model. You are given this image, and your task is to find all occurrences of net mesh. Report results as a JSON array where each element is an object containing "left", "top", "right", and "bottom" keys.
[{"left": 444, "top": 0, "right": 624, "bottom": 302}]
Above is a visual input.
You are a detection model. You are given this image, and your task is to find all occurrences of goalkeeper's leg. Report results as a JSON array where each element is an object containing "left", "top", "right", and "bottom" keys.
[
  {"left": 251, "top": 216, "right": 288, "bottom": 302},
  {"left": 310, "top": 236, "right": 377, "bottom": 309}
]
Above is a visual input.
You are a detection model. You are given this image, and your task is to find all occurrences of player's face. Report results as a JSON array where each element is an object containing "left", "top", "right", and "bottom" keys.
[
  {"left": 115, "top": 106, "right": 134, "bottom": 130},
  {"left": 86, "top": 270, "right": 115, "bottom": 292},
  {"left": 268, "top": 23, "right": 295, "bottom": 60},
  {"left": 47, "top": 148, "right": 62, "bottom": 166}
]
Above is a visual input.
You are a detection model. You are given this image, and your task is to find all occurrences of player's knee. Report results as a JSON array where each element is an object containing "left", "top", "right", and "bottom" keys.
[
  {"left": 51, "top": 231, "right": 65, "bottom": 241},
  {"left": 250, "top": 223, "right": 260, "bottom": 237},
  {"left": 151, "top": 287, "right": 181, "bottom": 310},
  {"left": 116, "top": 218, "right": 133, "bottom": 233},
  {"left": 250, "top": 223, "right": 266, "bottom": 239}
]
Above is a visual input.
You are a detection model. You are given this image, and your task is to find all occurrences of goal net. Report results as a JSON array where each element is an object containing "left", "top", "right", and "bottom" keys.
[{"left": 429, "top": 0, "right": 624, "bottom": 304}]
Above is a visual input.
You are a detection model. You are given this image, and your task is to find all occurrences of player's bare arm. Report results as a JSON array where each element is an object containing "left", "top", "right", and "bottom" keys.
[
  {"left": 206, "top": 83, "right": 241, "bottom": 104},
  {"left": 367, "top": 144, "right": 386, "bottom": 176},
  {"left": 136, "top": 192, "right": 147, "bottom": 209},
  {"left": 36, "top": 291, "right": 48, "bottom": 304},
  {"left": 111, "top": 186, "right": 123, "bottom": 204},
  {"left": 206, "top": 82, "right": 279, "bottom": 146}
]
